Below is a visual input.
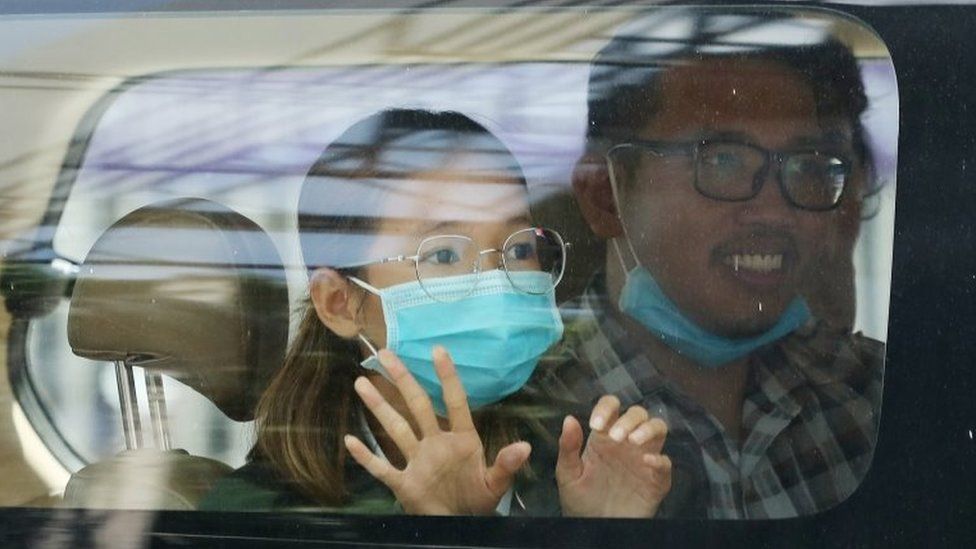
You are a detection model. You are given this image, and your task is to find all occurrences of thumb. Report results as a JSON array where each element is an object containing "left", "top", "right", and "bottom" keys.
[
  {"left": 485, "top": 441, "right": 532, "bottom": 497},
  {"left": 555, "top": 415, "right": 585, "bottom": 485}
]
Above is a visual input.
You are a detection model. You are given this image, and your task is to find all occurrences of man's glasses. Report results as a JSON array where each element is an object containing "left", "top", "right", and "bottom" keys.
[
  {"left": 607, "top": 139, "right": 853, "bottom": 211},
  {"left": 354, "top": 227, "right": 567, "bottom": 302}
]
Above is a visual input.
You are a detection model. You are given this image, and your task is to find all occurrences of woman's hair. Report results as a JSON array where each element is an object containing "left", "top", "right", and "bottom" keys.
[{"left": 253, "top": 109, "right": 529, "bottom": 506}]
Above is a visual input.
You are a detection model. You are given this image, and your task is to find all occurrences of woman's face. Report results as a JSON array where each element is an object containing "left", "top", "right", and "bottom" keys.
[{"left": 355, "top": 151, "right": 534, "bottom": 349}]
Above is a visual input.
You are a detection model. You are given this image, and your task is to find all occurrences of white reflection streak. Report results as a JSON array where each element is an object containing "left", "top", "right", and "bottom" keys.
[
  {"left": 316, "top": 177, "right": 526, "bottom": 222},
  {"left": 718, "top": 19, "right": 831, "bottom": 48},
  {"left": 153, "top": 279, "right": 237, "bottom": 306}
]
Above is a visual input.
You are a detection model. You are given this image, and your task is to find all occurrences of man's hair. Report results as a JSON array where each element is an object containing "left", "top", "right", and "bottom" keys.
[{"left": 585, "top": 10, "right": 872, "bottom": 173}]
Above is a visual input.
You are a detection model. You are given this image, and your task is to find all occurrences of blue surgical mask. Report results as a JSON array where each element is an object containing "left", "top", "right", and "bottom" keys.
[
  {"left": 613, "top": 239, "right": 811, "bottom": 368},
  {"left": 351, "top": 269, "right": 564, "bottom": 414}
]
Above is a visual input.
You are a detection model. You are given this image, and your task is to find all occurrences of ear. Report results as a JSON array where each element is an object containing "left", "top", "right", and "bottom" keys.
[
  {"left": 572, "top": 152, "right": 624, "bottom": 238},
  {"left": 309, "top": 267, "right": 362, "bottom": 339}
]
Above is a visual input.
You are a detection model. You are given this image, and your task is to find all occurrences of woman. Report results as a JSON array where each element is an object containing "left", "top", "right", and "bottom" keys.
[{"left": 201, "top": 109, "right": 671, "bottom": 516}]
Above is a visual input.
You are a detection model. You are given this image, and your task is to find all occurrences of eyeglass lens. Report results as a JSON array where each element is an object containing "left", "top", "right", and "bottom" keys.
[
  {"left": 696, "top": 142, "right": 847, "bottom": 209},
  {"left": 502, "top": 228, "right": 565, "bottom": 294}
]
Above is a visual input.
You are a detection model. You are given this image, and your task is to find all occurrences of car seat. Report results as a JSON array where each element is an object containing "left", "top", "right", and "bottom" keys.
[{"left": 63, "top": 198, "right": 289, "bottom": 509}]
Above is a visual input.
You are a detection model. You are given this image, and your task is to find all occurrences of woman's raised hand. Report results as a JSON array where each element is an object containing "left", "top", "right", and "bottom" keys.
[
  {"left": 555, "top": 395, "right": 672, "bottom": 518},
  {"left": 343, "top": 347, "right": 531, "bottom": 515}
]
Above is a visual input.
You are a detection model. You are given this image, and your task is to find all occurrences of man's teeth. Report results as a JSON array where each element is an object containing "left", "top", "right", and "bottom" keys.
[{"left": 727, "top": 254, "right": 783, "bottom": 273}]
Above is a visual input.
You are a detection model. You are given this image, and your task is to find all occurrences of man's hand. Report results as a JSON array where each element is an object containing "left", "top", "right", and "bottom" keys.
[
  {"left": 344, "top": 347, "right": 531, "bottom": 515},
  {"left": 556, "top": 395, "right": 672, "bottom": 518}
]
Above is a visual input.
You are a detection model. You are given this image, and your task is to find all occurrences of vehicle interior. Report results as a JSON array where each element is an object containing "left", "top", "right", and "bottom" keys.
[{"left": 0, "top": 2, "right": 971, "bottom": 547}]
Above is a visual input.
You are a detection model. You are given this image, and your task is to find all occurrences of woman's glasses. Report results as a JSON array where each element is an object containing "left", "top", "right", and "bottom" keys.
[{"left": 357, "top": 227, "right": 566, "bottom": 302}]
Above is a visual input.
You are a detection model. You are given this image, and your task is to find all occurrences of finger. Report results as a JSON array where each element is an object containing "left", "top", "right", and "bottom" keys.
[
  {"left": 344, "top": 434, "right": 401, "bottom": 490},
  {"left": 643, "top": 453, "right": 672, "bottom": 471},
  {"left": 628, "top": 417, "right": 668, "bottom": 452},
  {"left": 588, "top": 394, "right": 621, "bottom": 432},
  {"left": 607, "top": 405, "right": 650, "bottom": 442},
  {"left": 555, "top": 415, "right": 585, "bottom": 484},
  {"left": 378, "top": 349, "right": 441, "bottom": 437},
  {"left": 485, "top": 441, "right": 531, "bottom": 498},
  {"left": 643, "top": 454, "right": 673, "bottom": 491},
  {"left": 433, "top": 346, "right": 475, "bottom": 432},
  {"left": 354, "top": 376, "right": 419, "bottom": 458}
]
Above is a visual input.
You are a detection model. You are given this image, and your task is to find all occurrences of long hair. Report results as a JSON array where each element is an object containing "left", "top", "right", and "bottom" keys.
[
  {"left": 253, "top": 109, "right": 531, "bottom": 505},
  {"left": 252, "top": 300, "right": 360, "bottom": 505}
]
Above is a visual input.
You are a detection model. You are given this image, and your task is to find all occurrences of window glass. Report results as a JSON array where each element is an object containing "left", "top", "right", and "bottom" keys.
[{"left": 0, "top": 6, "right": 896, "bottom": 519}]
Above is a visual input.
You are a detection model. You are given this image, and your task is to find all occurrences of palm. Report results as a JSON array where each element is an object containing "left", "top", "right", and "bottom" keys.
[
  {"left": 562, "top": 430, "right": 669, "bottom": 517},
  {"left": 344, "top": 348, "right": 530, "bottom": 515},
  {"left": 556, "top": 398, "right": 672, "bottom": 518},
  {"left": 393, "top": 431, "right": 497, "bottom": 514}
]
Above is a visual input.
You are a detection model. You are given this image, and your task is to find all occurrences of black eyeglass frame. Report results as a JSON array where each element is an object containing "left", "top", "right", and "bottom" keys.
[{"left": 606, "top": 138, "right": 855, "bottom": 212}]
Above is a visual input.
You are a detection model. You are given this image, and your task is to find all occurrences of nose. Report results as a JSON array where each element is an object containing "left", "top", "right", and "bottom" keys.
[{"left": 735, "top": 164, "right": 797, "bottom": 229}]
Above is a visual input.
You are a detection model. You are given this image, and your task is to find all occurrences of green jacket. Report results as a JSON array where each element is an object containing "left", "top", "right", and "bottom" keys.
[{"left": 198, "top": 459, "right": 400, "bottom": 514}]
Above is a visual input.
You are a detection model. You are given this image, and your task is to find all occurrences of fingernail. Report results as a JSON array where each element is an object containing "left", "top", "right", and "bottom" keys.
[
  {"left": 629, "top": 430, "right": 647, "bottom": 445},
  {"left": 609, "top": 427, "right": 624, "bottom": 442},
  {"left": 590, "top": 416, "right": 605, "bottom": 431}
]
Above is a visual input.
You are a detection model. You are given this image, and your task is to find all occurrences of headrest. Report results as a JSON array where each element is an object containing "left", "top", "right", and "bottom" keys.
[{"left": 67, "top": 198, "right": 289, "bottom": 421}]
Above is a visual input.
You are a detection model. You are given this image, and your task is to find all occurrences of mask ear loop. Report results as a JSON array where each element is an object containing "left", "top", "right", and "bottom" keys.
[
  {"left": 356, "top": 404, "right": 387, "bottom": 459},
  {"left": 347, "top": 276, "right": 387, "bottom": 459},
  {"left": 606, "top": 147, "right": 643, "bottom": 276},
  {"left": 348, "top": 275, "right": 381, "bottom": 296},
  {"left": 611, "top": 237, "right": 642, "bottom": 276},
  {"left": 347, "top": 275, "right": 384, "bottom": 364},
  {"left": 357, "top": 333, "right": 380, "bottom": 357}
]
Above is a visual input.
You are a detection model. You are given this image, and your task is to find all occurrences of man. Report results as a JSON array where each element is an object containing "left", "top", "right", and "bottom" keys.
[{"left": 534, "top": 13, "right": 885, "bottom": 519}]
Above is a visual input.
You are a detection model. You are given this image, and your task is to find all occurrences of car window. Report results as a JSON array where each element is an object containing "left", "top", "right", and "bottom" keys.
[{"left": 0, "top": 4, "right": 897, "bottom": 523}]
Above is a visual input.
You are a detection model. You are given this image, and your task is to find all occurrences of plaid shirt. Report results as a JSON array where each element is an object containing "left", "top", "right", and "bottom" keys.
[{"left": 531, "top": 275, "right": 884, "bottom": 519}]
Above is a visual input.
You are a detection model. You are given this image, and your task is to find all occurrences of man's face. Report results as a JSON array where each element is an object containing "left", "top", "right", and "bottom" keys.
[{"left": 615, "top": 58, "right": 858, "bottom": 337}]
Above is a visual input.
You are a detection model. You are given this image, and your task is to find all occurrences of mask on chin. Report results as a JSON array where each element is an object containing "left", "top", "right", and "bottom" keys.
[{"left": 613, "top": 237, "right": 811, "bottom": 368}]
